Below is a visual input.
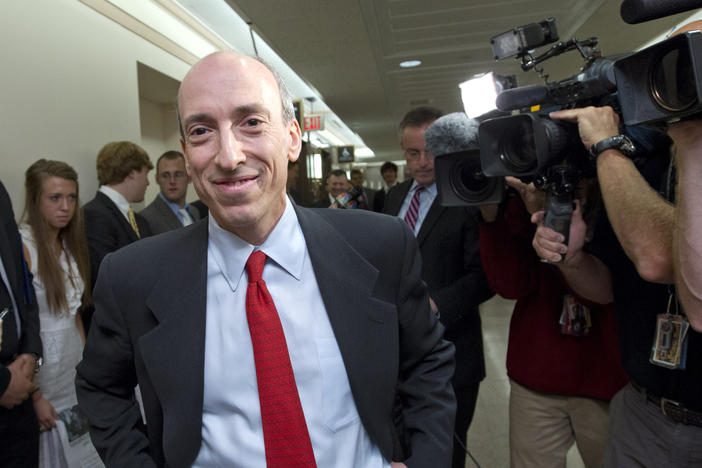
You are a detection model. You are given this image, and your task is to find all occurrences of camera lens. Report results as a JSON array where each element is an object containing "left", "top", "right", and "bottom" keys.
[
  {"left": 498, "top": 118, "right": 537, "bottom": 174},
  {"left": 450, "top": 157, "right": 498, "bottom": 203},
  {"left": 651, "top": 45, "right": 696, "bottom": 112}
]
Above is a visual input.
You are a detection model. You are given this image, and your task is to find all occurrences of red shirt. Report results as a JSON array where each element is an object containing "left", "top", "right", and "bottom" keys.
[{"left": 479, "top": 195, "right": 628, "bottom": 400}]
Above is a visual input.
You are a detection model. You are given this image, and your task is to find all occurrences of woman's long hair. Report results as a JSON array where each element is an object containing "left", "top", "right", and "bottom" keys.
[{"left": 22, "top": 159, "right": 91, "bottom": 314}]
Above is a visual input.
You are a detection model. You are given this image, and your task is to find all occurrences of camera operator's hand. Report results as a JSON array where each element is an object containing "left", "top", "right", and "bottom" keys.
[
  {"left": 506, "top": 177, "right": 545, "bottom": 215},
  {"left": 531, "top": 201, "right": 613, "bottom": 303},
  {"left": 550, "top": 106, "right": 619, "bottom": 149},
  {"left": 531, "top": 200, "right": 586, "bottom": 264}
]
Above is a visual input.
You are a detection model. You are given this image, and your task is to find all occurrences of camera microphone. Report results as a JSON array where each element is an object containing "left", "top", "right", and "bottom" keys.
[
  {"left": 496, "top": 85, "right": 549, "bottom": 111},
  {"left": 424, "top": 112, "right": 480, "bottom": 156},
  {"left": 425, "top": 112, "right": 504, "bottom": 206},
  {"left": 334, "top": 185, "right": 363, "bottom": 208},
  {"left": 621, "top": 0, "right": 702, "bottom": 24}
]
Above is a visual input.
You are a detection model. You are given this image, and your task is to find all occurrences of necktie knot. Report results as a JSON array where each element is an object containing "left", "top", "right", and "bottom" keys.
[{"left": 245, "top": 250, "right": 267, "bottom": 282}]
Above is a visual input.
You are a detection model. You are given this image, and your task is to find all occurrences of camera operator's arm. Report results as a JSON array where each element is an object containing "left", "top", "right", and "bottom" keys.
[
  {"left": 532, "top": 201, "right": 613, "bottom": 304},
  {"left": 550, "top": 106, "right": 674, "bottom": 283},
  {"left": 668, "top": 120, "right": 702, "bottom": 331}
]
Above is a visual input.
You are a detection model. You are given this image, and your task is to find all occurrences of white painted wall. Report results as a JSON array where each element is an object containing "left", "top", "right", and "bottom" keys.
[
  {"left": 138, "top": 97, "right": 199, "bottom": 206},
  {"left": 0, "top": 0, "right": 191, "bottom": 218}
]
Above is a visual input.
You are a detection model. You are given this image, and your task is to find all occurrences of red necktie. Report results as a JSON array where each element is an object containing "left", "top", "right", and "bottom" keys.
[
  {"left": 403, "top": 185, "right": 425, "bottom": 232},
  {"left": 245, "top": 251, "right": 317, "bottom": 468}
]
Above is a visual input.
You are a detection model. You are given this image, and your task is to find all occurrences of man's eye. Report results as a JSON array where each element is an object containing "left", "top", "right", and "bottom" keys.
[
  {"left": 246, "top": 118, "right": 261, "bottom": 127},
  {"left": 49, "top": 195, "right": 59, "bottom": 201}
]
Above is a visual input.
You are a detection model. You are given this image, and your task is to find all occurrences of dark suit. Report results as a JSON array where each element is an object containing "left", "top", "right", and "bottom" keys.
[
  {"left": 76, "top": 206, "right": 456, "bottom": 468},
  {"left": 139, "top": 195, "right": 200, "bottom": 235},
  {"left": 384, "top": 179, "right": 493, "bottom": 468},
  {"left": 83, "top": 191, "right": 152, "bottom": 331},
  {"left": 373, "top": 187, "right": 388, "bottom": 212},
  {"left": 0, "top": 181, "right": 41, "bottom": 468},
  {"left": 312, "top": 195, "right": 334, "bottom": 208}
]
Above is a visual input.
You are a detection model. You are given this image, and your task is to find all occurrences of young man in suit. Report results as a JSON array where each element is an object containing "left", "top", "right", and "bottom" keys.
[
  {"left": 140, "top": 151, "right": 200, "bottom": 235},
  {"left": 383, "top": 106, "right": 493, "bottom": 468},
  {"left": 82, "top": 141, "right": 153, "bottom": 330},
  {"left": 372, "top": 161, "right": 398, "bottom": 213},
  {"left": 76, "top": 52, "right": 456, "bottom": 468},
  {"left": 0, "top": 180, "right": 42, "bottom": 468}
]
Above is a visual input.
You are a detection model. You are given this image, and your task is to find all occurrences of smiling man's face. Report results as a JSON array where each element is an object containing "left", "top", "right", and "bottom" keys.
[{"left": 178, "top": 52, "right": 301, "bottom": 244}]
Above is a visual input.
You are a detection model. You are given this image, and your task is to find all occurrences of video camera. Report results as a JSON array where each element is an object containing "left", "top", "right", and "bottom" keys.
[{"left": 436, "top": 9, "right": 702, "bottom": 246}]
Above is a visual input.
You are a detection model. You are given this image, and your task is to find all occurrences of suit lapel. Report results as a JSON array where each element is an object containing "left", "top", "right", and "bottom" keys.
[
  {"left": 139, "top": 221, "right": 208, "bottom": 463},
  {"left": 416, "top": 199, "right": 445, "bottom": 246},
  {"left": 294, "top": 207, "right": 394, "bottom": 403},
  {"left": 384, "top": 179, "right": 412, "bottom": 216}
]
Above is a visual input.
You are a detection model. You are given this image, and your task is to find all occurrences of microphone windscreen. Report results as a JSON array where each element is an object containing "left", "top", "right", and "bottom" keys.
[
  {"left": 621, "top": 0, "right": 702, "bottom": 24},
  {"left": 496, "top": 86, "right": 549, "bottom": 111},
  {"left": 424, "top": 112, "right": 479, "bottom": 157}
]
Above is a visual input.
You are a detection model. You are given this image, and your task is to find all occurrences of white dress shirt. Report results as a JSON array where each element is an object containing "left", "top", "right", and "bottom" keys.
[
  {"left": 193, "top": 197, "right": 388, "bottom": 468},
  {"left": 396, "top": 181, "right": 437, "bottom": 236},
  {"left": 99, "top": 185, "right": 132, "bottom": 222}
]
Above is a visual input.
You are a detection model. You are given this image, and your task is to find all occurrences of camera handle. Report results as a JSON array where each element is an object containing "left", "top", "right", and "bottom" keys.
[
  {"left": 540, "top": 165, "right": 577, "bottom": 264},
  {"left": 544, "top": 190, "right": 574, "bottom": 248}
]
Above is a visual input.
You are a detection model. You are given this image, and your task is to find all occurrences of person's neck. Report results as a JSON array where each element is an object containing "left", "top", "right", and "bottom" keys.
[
  {"left": 162, "top": 192, "right": 186, "bottom": 208},
  {"left": 106, "top": 182, "right": 132, "bottom": 203},
  {"left": 215, "top": 196, "right": 287, "bottom": 246}
]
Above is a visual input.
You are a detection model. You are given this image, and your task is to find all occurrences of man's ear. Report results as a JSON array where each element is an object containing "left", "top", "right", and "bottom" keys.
[{"left": 287, "top": 118, "right": 302, "bottom": 163}]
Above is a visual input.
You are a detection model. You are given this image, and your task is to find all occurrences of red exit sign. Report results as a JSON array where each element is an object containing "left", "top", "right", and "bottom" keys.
[{"left": 304, "top": 115, "right": 324, "bottom": 131}]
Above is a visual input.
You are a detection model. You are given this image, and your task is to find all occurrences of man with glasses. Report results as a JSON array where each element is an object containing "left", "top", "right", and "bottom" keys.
[
  {"left": 383, "top": 106, "right": 493, "bottom": 468},
  {"left": 140, "top": 151, "right": 200, "bottom": 235}
]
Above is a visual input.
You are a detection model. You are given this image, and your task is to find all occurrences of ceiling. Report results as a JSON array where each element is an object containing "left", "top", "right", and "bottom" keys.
[{"left": 219, "top": 0, "right": 690, "bottom": 164}]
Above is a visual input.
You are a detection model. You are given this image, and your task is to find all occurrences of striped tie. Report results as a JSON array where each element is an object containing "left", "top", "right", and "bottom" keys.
[
  {"left": 127, "top": 208, "right": 140, "bottom": 238},
  {"left": 403, "top": 185, "right": 424, "bottom": 233}
]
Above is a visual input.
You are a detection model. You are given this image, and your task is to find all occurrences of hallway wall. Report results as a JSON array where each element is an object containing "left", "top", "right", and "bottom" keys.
[{"left": 0, "top": 0, "right": 190, "bottom": 215}]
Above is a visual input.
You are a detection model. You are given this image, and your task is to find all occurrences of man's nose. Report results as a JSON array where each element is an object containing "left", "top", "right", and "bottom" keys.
[{"left": 215, "top": 128, "right": 246, "bottom": 170}]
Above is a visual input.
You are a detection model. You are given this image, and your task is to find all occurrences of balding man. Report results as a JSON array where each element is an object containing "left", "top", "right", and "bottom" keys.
[{"left": 76, "top": 52, "right": 455, "bottom": 468}]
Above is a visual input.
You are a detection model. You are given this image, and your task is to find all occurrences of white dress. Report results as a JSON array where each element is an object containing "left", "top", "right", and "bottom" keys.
[{"left": 20, "top": 225, "right": 84, "bottom": 468}]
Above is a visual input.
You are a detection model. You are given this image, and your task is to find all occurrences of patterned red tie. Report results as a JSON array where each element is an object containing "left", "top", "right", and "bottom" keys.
[
  {"left": 403, "top": 185, "right": 425, "bottom": 232},
  {"left": 245, "top": 251, "right": 317, "bottom": 468}
]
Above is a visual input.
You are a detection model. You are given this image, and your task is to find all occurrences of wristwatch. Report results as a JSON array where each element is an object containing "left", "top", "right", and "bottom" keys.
[{"left": 589, "top": 134, "right": 636, "bottom": 159}]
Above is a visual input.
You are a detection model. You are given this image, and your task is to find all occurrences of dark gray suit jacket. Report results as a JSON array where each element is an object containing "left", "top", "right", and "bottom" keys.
[
  {"left": 76, "top": 205, "right": 456, "bottom": 468},
  {"left": 139, "top": 195, "right": 200, "bottom": 235},
  {"left": 83, "top": 191, "right": 152, "bottom": 290},
  {"left": 384, "top": 179, "right": 493, "bottom": 388},
  {"left": 0, "top": 181, "right": 41, "bottom": 392}
]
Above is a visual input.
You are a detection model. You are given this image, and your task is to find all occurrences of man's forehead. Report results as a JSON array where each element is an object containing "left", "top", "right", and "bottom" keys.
[
  {"left": 178, "top": 52, "right": 279, "bottom": 108},
  {"left": 159, "top": 158, "right": 185, "bottom": 172}
]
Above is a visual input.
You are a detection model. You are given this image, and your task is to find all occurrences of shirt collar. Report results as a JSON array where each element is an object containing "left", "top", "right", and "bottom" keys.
[
  {"left": 99, "top": 185, "right": 131, "bottom": 217},
  {"left": 409, "top": 180, "right": 437, "bottom": 196},
  {"left": 158, "top": 192, "right": 190, "bottom": 216},
  {"left": 208, "top": 196, "right": 306, "bottom": 293}
]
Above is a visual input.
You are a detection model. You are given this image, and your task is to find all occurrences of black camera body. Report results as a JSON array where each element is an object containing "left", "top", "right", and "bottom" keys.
[{"left": 616, "top": 31, "right": 702, "bottom": 126}]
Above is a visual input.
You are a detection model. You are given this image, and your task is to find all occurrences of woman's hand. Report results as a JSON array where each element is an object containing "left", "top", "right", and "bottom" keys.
[{"left": 33, "top": 393, "right": 59, "bottom": 431}]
